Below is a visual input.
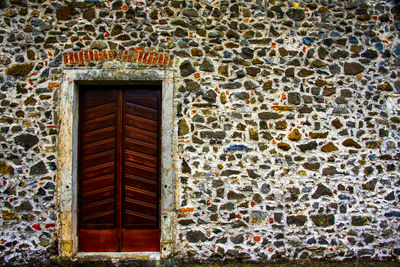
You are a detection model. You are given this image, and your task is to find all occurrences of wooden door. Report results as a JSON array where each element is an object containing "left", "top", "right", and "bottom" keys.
[{"left": 78, "top": 85, "right": 161, "bottom": 252}]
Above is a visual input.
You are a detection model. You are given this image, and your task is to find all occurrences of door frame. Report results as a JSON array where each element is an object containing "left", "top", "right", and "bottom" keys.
[{"left": 57, "top": 69, "right": 177, "bottom": 259}]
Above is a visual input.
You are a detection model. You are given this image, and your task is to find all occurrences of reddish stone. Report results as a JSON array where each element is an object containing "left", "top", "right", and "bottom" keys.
[
  {"left": 89, "top": 50, "right": 94, "bottom": 61},
  {"left": 32, "top": 224, "right": 42, "bottom": 230},
  {"left": 168, "top": 55, "right": 174, "bottom": 67},
  {"left": 138, "top": 51, "right": 144, "bottom": 63},
  {"left": 158, "top": 54, "right": 164, "bottom": 65},
  {"left": 69, "top": 52, "right": 74, "bottom": 64},
  {"left": 74, "top": 52, "right": 79, "bottom": 63},
  {"left": 142, "top": 52, "right": 149, "bottom": 64}
]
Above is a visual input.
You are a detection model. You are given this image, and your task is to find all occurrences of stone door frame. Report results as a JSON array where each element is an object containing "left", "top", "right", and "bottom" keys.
[{"left": 57, "top": 68, "right": 177, "bottom": 259}]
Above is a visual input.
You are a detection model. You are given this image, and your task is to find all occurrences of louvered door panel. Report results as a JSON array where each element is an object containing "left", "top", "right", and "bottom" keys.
[
  {"left": 122, "top": 88, "right": 160, "bottom": 251},
  {"left": 78, "top": 87, "right": 118, "bottom": 251},
  {"left": 78, "top": 85, "right": 161, "bottom": 252}
]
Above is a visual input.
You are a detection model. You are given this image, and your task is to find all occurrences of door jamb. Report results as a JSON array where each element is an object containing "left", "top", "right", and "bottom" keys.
[{"left": 57, "top": 69, "right": 177, "bottom": 259}]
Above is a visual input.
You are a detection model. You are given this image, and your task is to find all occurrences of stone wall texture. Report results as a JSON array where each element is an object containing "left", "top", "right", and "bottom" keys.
[{"left": 0, "top": 0, "right": 400, "bottom": 264}]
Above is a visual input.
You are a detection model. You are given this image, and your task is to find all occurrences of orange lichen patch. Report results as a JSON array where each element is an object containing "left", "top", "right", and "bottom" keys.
[
  {"left": 281, "top": 93, "right": 286, "bottom": 100},
  {"left": 253, "top": 236, "right": 261, "bottom": 242},
  {"left": 49, "top": 83, "right": 59, "bottom": 88},
  {"left": 243, "top": 18, "right": 249, "bottom": 23},
  {"left": 180, "top": 207, "right": 194, "bottom": 212}
]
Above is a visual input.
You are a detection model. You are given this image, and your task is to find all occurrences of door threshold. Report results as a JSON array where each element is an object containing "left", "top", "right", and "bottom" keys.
[{"left": 75, "top": 251, "right": 161, "bottom": 260}]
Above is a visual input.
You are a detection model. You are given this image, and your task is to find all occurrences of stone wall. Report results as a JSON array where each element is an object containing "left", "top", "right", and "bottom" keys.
[{"left": 0, "top": 0, "right": 400, "bottom": 264}]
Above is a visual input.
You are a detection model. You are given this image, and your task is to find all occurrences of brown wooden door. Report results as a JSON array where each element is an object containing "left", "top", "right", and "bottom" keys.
[{"left": 78, "top": 85, "right": 161, "bottom": 252}]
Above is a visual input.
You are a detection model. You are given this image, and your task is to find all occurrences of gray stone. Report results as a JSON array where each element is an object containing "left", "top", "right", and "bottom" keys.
[
  {"left": 90, "top": 41, "right": 107, "bottom": 50},
  {"left": 258, "top": 112, "right": 283, "bottom": 120},
  {"left": 221, "top": 170, "right": 240, "bottom": 177},
  {"left": 310, "top": 214, "right": 335, "bottom": 227},
  {"left": 286, "top": 8, "right": 305, "bottom": 21},
  {"left": 329, "top": 64, "right": 341, "bottom": 75},
  {"left": 186, "top": 230, "right": 207, "bottom": 243},
  {"left": 312, "top": 183, "right": 333, "bottom": 199},
  {"left": 178, "top": 119, "right": 189, "bottom": 136},
  {"left": 241, "top": 48, "right": 254, "bottom": 59},
  {"left": 200, "top": 58, "right": 214, "bottom": 72},
  {"left": 287, "top": 215, "right": 307, "bottom": 226},
  {"left": 0, "top": 0, "right": 8, "bottom": 8},
  {"left": 14, "top": 134, "right": 39, "bottom": 151},
  {"left": 202, "top": 90, "right": 217, "bottom": 103},
  {"left": 351, "top": 216, "right": 371, "bottom": 226},
  {"left": 227, "top": 30, "right": 240, "bottom": 39},
  {"left": 200, "top": 131, "right": 226, "bottom": 139},
  {"left": 15, "top": 201, "right": 33, "bottom": 212},
  {"left": 220, "top": 82, "right": 242, "bottom": 89},
  {"left": 322, "top": 166, "right": 336, "bottom": 176},
  {"left": 6, "top": 63, "right": 34, "bottom": 76},
  {"left": 185, "top": 80, "right": 200, "bottom": 91},
  {"left": 182, "top": 159, "right": 191, "bottom": 174},
  {"left": 227, "top": 191, "right": 245, "bottom": 200},
  {"left": 247, "top": 169, "right": 260, "bottom": 178},
  {"left": 361, "top": 233, "right": 374, "bottom": 244},
  {"left": 288, "top": 92, "right": 301, "bottom": 105},
  {"left": 10, "top": 0, "right": 27, "bottom": 6},
  {"left": 29, "top": 161, "right": 48, "bottom": 175},
  {"left": 344, "top": 62, "right": 365, "bottom": 75},
  {"left": 261, "top": 184, "right": 271, "bottom": 194},
  {"left": 297, "top": 141, "right": 317, "bottom": 152},
  {"left": 178, "top": 219, "right": 195, "bottom": 226},
  {"left": 230, "top": 235, "right": 244, "bottom": 244},
  {"left": 362, "top": 178, "right": 378, "bottom": 191},
  {"left": 180, "top": 60, "right": 196, "bottom": 77},
  {"left": 175, "top": 27, "right": 188, "bottom": 37},
  {"left": 183, "top": 8, "right": 198, "bottom": 17},
  {"left": 303, "top": 162, "right": 320, "bottom": 171},
  {"left": 244, "top": 81, "right": 257, "bottom": 90},
  {"left": 220, "top": 203, "right": 234, "bottom": 210}
]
